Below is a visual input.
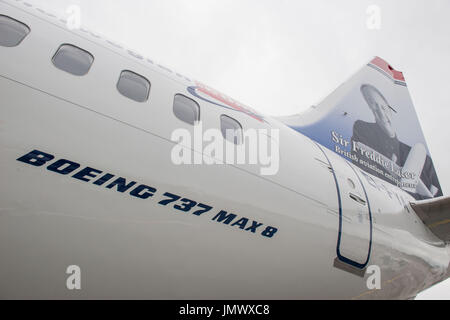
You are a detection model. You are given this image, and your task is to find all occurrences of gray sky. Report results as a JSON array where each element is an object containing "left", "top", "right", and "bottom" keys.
[{"left": 24, "top": 0, "right": 450, "bottom": 299}]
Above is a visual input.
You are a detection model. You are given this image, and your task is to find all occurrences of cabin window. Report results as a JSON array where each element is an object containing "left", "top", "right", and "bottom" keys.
[
  {"left": 117, "top": 70, "right": 150, "bottom": 103},
  {"left": 173, "top": 94, "right": 200, "bottom": 125},
  {"left": 220, "top": 115, "right": 243, "bottom": 145},
  {"left": 52, "top": 44, "right": 94, "bottom": 76},
  {"left": 0, "top": 15, "right": 30, "bottom": 47}
]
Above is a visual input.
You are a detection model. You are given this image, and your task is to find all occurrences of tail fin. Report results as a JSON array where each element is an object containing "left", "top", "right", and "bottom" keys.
[{"left": 280, "top": 56, "right": 442, "bottom": 200}]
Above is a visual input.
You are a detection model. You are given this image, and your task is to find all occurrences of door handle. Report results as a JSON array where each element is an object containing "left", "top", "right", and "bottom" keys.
[{"left": 349, "top": 193, "right": 366, "bottom": 205}]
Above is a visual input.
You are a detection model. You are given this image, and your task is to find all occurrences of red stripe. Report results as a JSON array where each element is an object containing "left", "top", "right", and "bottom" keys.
[
  {"left": 370, "top": 56, "right": 405, "bottom": 82},
  {"left": 195, "top": 82, "right": 264, "bottom": 122}
]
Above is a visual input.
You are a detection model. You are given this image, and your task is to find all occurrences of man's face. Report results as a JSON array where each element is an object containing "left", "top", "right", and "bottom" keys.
[{"left": 367, "top": 89, "right": 396, "bottom": 138}]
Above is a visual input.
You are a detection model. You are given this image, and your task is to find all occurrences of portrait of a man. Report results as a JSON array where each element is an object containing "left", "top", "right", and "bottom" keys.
[{"left": 351, "top": 84, "right": 441, "bottom": 199}]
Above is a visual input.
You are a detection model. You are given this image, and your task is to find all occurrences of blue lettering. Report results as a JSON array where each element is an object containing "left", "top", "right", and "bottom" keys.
[
  {"left": 17, "top": 149, "right": 54, "bottom": 166},
  {"left": 47, "top": 159, "right": 80, "bottom": 175},
  {"left": 212, "top": 210, "right": 237, "bottom": 225},
  {"left": 72, "top": 167, "right": 102, "bottom": 182}
]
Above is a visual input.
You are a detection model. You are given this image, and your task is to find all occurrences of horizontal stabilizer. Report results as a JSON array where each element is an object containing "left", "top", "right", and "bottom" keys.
[{"left": 410, "top": 196, "right": 450, "bottom": 243}]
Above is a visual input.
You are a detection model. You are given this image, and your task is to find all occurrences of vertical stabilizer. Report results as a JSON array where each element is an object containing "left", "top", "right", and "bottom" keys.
[{"left": 279, "top": 57, "right": 442, "bottom": 200}]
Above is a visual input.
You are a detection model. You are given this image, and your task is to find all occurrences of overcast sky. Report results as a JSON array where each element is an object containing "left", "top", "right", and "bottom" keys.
[{"left": 24, "top": 0, "right": 450, "bottom": 299}]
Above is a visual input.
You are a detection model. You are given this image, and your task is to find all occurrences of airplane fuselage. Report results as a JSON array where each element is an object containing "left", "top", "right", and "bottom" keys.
[{"left": 0, "top": 0, "right": 449, "bottom": 299}]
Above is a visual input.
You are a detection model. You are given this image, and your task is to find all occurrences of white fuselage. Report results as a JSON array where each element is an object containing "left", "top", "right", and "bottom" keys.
[{"left": 0, "top": 0, "right": 448, "bottom": 299}]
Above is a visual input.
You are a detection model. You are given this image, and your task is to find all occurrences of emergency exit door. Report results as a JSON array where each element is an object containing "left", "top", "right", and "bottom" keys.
[{"left": 322, "top": 147, "right": 373, "bottom": 270}]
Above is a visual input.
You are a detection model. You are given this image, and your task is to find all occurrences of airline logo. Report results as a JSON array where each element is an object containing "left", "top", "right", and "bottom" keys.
[{"left": 187, "top": 82, "right": 265, "bottom": 122}]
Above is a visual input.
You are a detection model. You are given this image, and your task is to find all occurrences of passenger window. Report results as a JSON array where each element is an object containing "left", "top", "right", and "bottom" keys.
[
  {"left": 173, "top": 94, "right": 200, "bottom": 125},
  {"left": 52, "top": 44, "right": 94, "bottom": 76},
  {"left": 117, "top": 70, "right": 150, "bottom": 103},
  {"left": 220, "top": 115, "right": 243, "bottom": 145},
  {"left": 0, "top": 15, "right": 30, "bottom": 47}
]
